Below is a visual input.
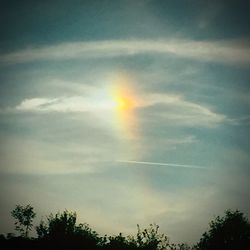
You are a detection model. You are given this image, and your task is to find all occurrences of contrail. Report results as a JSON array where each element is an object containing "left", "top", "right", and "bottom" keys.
[{"left": 117, "top": 160, "right": 208, "bottom": 170}]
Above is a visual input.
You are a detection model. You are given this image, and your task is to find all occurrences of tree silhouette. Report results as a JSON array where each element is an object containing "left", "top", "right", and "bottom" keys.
[
  {"left": 194, "top": 210, "right": 250, "bottom": 250},
  {"left": 104, "top": 233, "right": 137, "bottom": 250},
  {"left": 4, "top": 205, "right": 250, "bottom": 250},
  {"left": 11, "top": 204, "right": 36, "bottom": 238},
  {"left": 103, "top": 224, "right": 172, "bottom": 250},
  {"left": 36, "top": 210, "right": 100, "bottom": 249},
  {"left": 133, "top": 224, "right": 170, "bottom": 250}
]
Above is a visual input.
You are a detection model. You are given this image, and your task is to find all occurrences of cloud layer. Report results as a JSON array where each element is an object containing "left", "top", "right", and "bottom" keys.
[{"left": 1, "top": 39, "right": 249, "bottom": 66}]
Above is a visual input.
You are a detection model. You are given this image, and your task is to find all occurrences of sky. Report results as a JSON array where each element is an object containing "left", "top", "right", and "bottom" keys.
[{"left": 0, "top": 0, "right": 250, "bottom": 244}]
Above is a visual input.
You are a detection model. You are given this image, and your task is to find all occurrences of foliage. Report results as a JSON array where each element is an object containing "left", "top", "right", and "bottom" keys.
[
  {"left": 6, "top": 206, "right": 250, "bottom": 250},
  {"left": 194, "top": 210, "right": 250, "bottom": 250},
  {"left": 171, "top": 243, "right": 191, "bottom": 250},
  {"left": 103, "top": 224, "right": 172, "bottom": 250},
  {"left": 104, "top": 233, "right": 137, "bottom": 250},
  {"left": 35, "top": 212, "right": 174, "bottom": 249},
  {"left": 36, "top": 210, "right": 100, "bottom": 248},
  {"left": 163, "top": 243, "right": 191, "bottom": 250},
  {"left": 11, "top": 204, "right": 36, "bottom": 238},
  {"left": 36, "top": 210, "right": 78, "bottom": 239},
  {"left": 128, "top": 223, "right": 173, "bottom": 250}
]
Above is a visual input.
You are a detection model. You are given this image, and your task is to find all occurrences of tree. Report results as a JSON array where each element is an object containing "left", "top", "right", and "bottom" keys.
[
  {"left": 36, "top": 210, "right": 101, "bottom": 249},
  {"left": 36, "top": 210, "right": 77, "bottom": 239},
  {"left": 11, "top": 204, "right": 36, "bottom": 238},
  {"left": 194, "top": 210, "right": 250, "bottom": 250}
]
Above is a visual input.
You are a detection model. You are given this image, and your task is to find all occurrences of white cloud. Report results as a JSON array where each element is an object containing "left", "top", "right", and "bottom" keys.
[
  {"left": 0, "top": 39, "right": 249, "bottom": 66},
  {"left": 16, "top": 98, "right": 58, "bottom": 111},
  {"left": 140, "top": 93, "right": 226, "bottom": 127},
  {"left": 16, "top": 96, "right": 115, "bottom": 112},
  {"left": 15, "top": 92, "right": 226, "bottom": 128}
]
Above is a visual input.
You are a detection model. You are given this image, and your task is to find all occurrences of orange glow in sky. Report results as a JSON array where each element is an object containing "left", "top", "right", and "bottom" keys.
[
  {"left": 114, "top": 90, "right": 135, "bottom": 111},
  {"left": 110, "top": 72, "right": 138, "bottom": 140}
]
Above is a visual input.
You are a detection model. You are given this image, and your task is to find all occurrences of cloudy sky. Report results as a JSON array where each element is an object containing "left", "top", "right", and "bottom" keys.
[{"left": 0, "top": 0, "right": 249, "bottom": 244}]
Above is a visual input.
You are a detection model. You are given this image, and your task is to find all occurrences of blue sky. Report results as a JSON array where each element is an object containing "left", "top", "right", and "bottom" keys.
[{"left": 0, "top": 0, "right": 249, "bottom": 244}]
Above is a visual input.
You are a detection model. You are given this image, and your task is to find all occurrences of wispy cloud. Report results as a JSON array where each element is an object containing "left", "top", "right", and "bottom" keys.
[
  {"left": 16, "top": 96, "right": 115, "bottom": 112},
  {"left": 140, "top": 93, "right": 226, "bottom": 127},
  {"left": 143, "top": 135, "right": 198, "bottom": 152},
  {"left": 161, "top": 135, "right": 197, "bottom": 146},
  {"left": 0, "top": 39, "right": 249, "bottom": 66},
  {"left": 229, "top": 115, "right": 250, "bottom": 126},
  {"left": 14, "top": 92, "right": 226, "bottom": 127}
]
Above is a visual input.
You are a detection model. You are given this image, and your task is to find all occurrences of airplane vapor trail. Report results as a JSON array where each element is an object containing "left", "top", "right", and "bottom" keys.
[{"left": 117, "top": 160, "right": 208, "bottom": 170}]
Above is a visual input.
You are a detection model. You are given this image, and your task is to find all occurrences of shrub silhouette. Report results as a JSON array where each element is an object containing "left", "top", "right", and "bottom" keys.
[{"left": 194, "top": 210, "right": 250, "bottom": 250}]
